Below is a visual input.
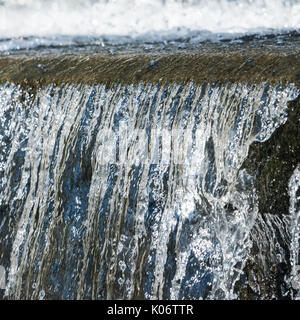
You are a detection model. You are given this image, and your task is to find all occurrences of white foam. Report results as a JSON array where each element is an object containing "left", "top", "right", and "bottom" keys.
[{"left": 0, "top": 0, "right": 300, "bottom": 50}]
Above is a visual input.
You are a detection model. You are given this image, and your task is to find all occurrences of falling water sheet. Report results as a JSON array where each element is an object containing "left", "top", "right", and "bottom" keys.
[{"left": 0, "top": 81, "right": 299, "bottom": 299}]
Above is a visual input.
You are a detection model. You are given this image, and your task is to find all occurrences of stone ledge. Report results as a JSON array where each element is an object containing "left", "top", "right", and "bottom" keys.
[{"left": 1, "top": 50, "right": 300, "bottom": 89}]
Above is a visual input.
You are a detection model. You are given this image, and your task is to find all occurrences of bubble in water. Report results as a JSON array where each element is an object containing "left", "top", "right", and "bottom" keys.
[
  {"left": 38, "top": 290, "right": 45, "bottom": 300},
  {"left": 119, "top": 261, "right": 126, "bottom": 272}
]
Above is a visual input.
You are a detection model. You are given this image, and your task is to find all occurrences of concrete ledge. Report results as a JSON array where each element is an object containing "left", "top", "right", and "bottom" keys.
[{"left": 1, "top": 50, "right": 300, "bottom": 89}]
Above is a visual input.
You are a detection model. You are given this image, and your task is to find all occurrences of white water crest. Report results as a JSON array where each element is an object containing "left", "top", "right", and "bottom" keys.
[{"left": 0, "top": 0, "right": 300, "bottom": 51}]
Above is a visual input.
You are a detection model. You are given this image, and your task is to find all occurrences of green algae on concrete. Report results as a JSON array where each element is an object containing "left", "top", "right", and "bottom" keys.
[{"left": 1, "top": 50, "right": 300, "bottom": 89}]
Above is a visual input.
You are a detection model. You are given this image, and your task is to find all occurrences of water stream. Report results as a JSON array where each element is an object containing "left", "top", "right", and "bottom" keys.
[{"left": 0, "top": 81, "right": 299, "bottom": 299}]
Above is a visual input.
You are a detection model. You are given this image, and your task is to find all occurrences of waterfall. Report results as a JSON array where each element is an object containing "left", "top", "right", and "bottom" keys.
[{"left": 0, "top": 81, "right": 299, "bottom": 299}]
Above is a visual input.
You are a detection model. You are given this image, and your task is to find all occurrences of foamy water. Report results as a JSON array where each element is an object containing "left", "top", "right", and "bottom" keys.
[{"left": 0, "top": 0, "right": 300, "bottom": 51}]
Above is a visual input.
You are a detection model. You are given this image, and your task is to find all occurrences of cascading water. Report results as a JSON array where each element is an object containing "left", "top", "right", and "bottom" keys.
[
  {"left": 0, "top": 81, "right": 299, "bottom": 299},
  {"left": 1, "top": 0, "right": 300, "bottom": 301}
]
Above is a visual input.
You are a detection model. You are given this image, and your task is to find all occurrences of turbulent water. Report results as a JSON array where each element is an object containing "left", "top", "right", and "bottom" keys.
[
  {"left": 0, "top": 81, "right": 299, "bottom": 299},
  {"left": 1, "top": 0, "right": 300, "bottom": 52}
]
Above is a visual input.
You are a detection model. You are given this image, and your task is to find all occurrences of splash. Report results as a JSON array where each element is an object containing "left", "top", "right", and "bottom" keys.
[{"left": 1, "top": 0, "right": 300, "bottom": 51}]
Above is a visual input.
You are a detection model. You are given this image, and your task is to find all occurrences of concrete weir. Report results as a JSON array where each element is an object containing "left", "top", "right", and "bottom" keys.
[
  {"left": 0, "top": 45, "right": 300, "bottom": 299},
  {"left": 1, "top": 47, "right": 300, "bottom": 217},
  {"left": 1, "top": 45, "right": 300, "bottom": 88}
]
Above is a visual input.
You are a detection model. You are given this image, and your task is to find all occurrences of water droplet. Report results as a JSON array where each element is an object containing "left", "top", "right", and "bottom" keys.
[
  {"left": 119, "top": 260, "right": 126, "bottom": 272},
  {"left": 39, "top": 290, "right": 45, "bottom": 300}
]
